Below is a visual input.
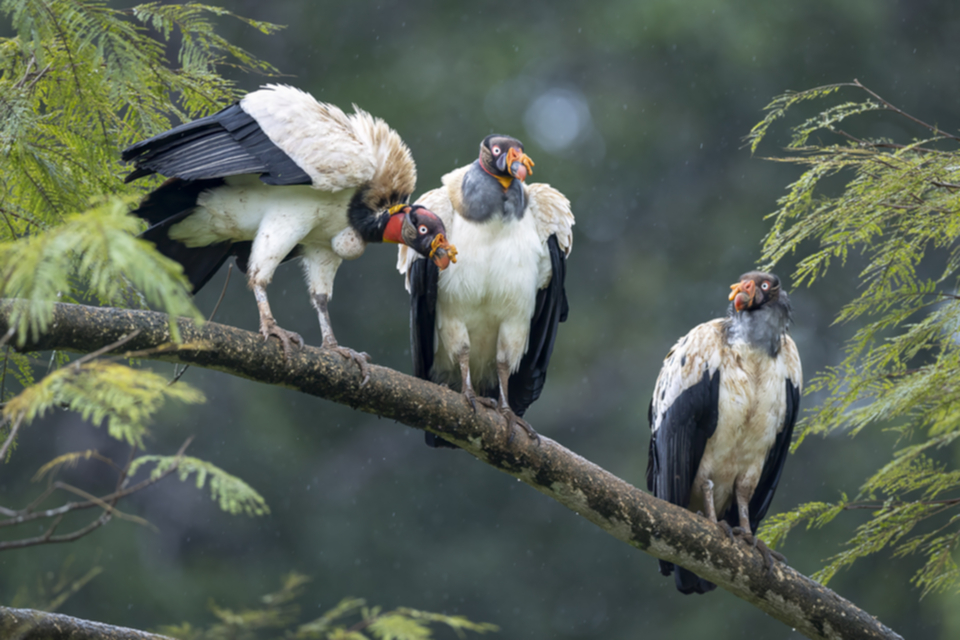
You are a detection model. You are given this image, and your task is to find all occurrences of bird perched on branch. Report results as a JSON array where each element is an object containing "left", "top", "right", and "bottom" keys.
[
  {"left": 646, "top": 271, "right": 802, "bottom": 594},
  {"left": 398, "top": 135, "right": 573, "bottom": 447},
  {"left": 123, "top": 84, "right": 456, "bottom": 375}
]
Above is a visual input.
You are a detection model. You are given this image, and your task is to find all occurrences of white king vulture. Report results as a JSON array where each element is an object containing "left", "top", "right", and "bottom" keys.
[
  {"left": 123, "top": 84, "right": 456, "bottom": 373},
  {"left": 398, "top": 135, "right": 574, "bottom": 447},
  {"left": 646, "top": 271, "right": 802, "bottom": 594}
]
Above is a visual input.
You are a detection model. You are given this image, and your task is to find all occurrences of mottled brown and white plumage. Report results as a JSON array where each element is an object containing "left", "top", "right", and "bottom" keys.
[
  {"left": 646, "top": 271, "right": 802, "bottom": 594},
  {"left": 398, "top": 135, "right": 574, "bottom": 446},
  {"left": 123, "top": 84, "right": 455, "bottom": 372}
]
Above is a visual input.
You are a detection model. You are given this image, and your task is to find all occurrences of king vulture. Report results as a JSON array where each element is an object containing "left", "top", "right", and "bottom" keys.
[
  {"left": 123, "top": 84, "right": 456, "bottom": 373},
  {"left": 398, "top": 135, "right": 574, "bottom": 447},
  {"left": 646, "top": 271, "right": 802, "bottom": 594}
]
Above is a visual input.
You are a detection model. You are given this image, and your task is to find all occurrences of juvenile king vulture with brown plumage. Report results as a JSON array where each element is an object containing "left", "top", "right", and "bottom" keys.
[
  {"left": 123, "top": 84, "right": 456, "bottom": 372},
  {"left": 646, "top": 271, "right": 802, "bottom": 594},
  {"left": 398, "top": 135, "right": 574, "bottom": 447}
]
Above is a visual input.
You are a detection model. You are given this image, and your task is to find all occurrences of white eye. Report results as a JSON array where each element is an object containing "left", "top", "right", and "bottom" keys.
[
  {"left": 492, "top": 146, "right": 501, "bottom": 155},
  {"left": 419, "top": 225, "right": 428, "bottom": 234},
  {"left": 761, "top": 281, "right": 770, "bottom": 291}
]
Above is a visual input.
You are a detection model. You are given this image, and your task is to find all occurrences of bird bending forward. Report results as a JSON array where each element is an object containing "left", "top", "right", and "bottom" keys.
[
  {"left": 646, "top": 271, "right": 802, "bottom": 594},
  {"left": 399, "top": 135, "right": 574, "bottom": 447},
  {"left": 123, "top": 84, "right": 456, "bottom": 373}
]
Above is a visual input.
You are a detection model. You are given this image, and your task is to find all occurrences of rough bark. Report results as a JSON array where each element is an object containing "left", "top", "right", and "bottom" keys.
[
  {"left": 0, "top": 301, "right": 903, "bottom": 640},
  {"left": 0, "top": 606, "right": 173, "bottom": 640}
]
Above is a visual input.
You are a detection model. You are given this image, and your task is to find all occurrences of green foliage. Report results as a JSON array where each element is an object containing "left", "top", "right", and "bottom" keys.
[
  {"left": 158, "top": 573, "right": 499, "bottom": 640},
  {"left": 0, "top": 197, "right": 201, "bottom": 343},
  {"left": 0, "top": 0, "right": 282, "bottom": 546},
  {"left": 128, "top": 454, "right": 269, "bottom": 517},
  {"left": 3, "top": 359, "right": 203, "bottom": 447},
  {"left": 0, "top": 0, "right": 281, "bottom": 341},
  {"left": 752, "top": 80, "right": 960, "bottom": 596}
]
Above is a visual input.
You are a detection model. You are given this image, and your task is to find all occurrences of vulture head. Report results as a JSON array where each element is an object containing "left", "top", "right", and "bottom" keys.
[
  {"left": 396, "top": 204, "right": 458, "bottom": 270},
  {"left": 480, "top": 134, "right": 535, "bottom": 183},
  {"left": 728, "top": 271, "right": 784, "bottom": 312},
  {"left": 727, "top": 270, "right": 792, "bottom": 355}
]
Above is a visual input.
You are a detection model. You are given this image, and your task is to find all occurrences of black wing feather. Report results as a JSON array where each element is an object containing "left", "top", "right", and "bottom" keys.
[
  {"left": 134, "top": 178, "right": 232, "bottom": 293},
  {"left": 122, "top": 103, "right": 311, "bottom": 186},
  {"left": 408, "top": 257, "right": 451, "bottom": 448},
  {"left": 507, "top": 234, "right": 568, "bottom": 417},
  {"left": 647, "top": 367, "right": 721, "bottom": 595},
  {"left": 742, "top": 378, "right": 801, "bottom": 531}
]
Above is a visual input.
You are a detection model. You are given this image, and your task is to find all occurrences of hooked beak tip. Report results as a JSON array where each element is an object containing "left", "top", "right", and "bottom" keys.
[{"left": 429, "top": 234, "right": 458, "bottom": 270}]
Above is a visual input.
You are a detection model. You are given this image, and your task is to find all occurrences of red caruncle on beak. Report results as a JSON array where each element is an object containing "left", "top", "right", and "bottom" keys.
[{"left": 729, "top": 279, "right": 756, "bottom": 312}]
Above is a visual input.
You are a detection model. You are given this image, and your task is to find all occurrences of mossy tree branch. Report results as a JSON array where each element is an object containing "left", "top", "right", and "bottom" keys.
[
  {"left": 0, "top": 301, "right": 902, "bottom": 640},
  {"left": 0, "top": 606, "right": 174, "bottom": 640}
]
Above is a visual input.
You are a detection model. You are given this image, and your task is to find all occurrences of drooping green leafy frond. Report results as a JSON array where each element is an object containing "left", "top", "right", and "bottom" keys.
[
  {"left": 32, "top": 449, "right": 117, "bottom": 482},
  {"left": 762, "top": 498, "right": 849, "bottom": 551},
  {"left": 746, "top": 83, "right": 848, "bottom": 153},
  {"left": 133, "top": 3, "right": 283, "bottom": 78},
  {"left": 0, "top": 0, "right": 281, "bottom": 326},
  {"left": 0, "top": 197, "right": 202, "bottom": 343},
  {"left": 159, "top": 576, "right": 498, "bottom": 640},
  {"left": 0, "top": 0, "right": 293, "bottom": 554},
  {"left": 128, "top": 454, "right": 269, "bottom": 516},
  {"left": 3, "top": 360, "right": 204, "bottom": 447},
  {"left": 753, "top": 80, "right": 960, "bottom": 595}
]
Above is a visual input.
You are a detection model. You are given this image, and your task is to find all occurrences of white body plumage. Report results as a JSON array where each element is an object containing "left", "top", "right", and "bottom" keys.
[{"left": 433, "top": 210, "right": 549, "bottom": 387}]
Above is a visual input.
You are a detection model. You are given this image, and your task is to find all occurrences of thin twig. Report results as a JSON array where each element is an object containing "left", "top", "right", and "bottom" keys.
[
  {"left": 50, "top": 481, "right": 155, "bottom": 529},
  {"left": 171, "top": 265, "right": 233, "bottom": 385},
  {"left": 71, "top": 330, "right": 142, "bottom": 370},
  {"left": 0, "top": 345, "right": 9, "bottom": 403},
  {"left": 930, "top": 180, "right": 960, "bottom": 191},
  {"left": 835, "top": 128, "right": 941, "bottom": 154},
  {"left": 0, "top": 512, "right": 112, "bottom": 550},
  {"left": 843, "top": 497, "right": 960, "bottom": 511},
  {"left": 852, "top": 78, "right": 960, "bottom": 142},
  {"left": 0, "top": 414, "right": 24, "bottom": 462},
  {"left": 116, "top": 443, "right": 137, "bottom": 491},
  {"left": 0, "top": 437, "right": 192, "bottom": 529}
]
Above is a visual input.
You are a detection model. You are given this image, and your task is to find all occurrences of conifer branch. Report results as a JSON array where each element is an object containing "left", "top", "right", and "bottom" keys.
[{"left": 0, "top": 300, "right": 903, "bottom": 640}]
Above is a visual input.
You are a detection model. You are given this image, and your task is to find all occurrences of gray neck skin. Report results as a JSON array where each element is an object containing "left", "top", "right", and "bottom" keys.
[
  {"left": 723, "top": 291, "right": 792, "bottom": 358},
  {"left": 459, "top": 161, "right": 526, "bottom": 222}
]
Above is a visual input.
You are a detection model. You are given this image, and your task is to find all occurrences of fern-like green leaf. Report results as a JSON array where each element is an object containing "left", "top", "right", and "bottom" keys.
[
  {"left": 127, "top": 455, "right": 269, "bottom": 516},
  {"left": 3, "top": 360, "right": 204, "bottom": 447},
  {"left": 754, "top": 80, "right": 960, "bottom": 594},
  {"left": 0, "top": 197, "right": 202, "bottom": 343}
]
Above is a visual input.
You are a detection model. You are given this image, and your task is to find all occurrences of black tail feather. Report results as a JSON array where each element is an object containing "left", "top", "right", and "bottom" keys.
[
  {"left": 132, "top": 178, "right": 233, "bottom": 294},
  {"left": 659, "top": 560, "right": 717, "bottom": 595}
]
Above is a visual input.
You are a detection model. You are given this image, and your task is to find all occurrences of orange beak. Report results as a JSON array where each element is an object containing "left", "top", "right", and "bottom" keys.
[
  {"left": 506, "top": 147, "right": 535, "bottom": 181},
  {"left": 429, "top": 233, "right": 458, "bottom": 271},
  {"left": 729, "top": 279, "right": 756, "bottom": 312}
]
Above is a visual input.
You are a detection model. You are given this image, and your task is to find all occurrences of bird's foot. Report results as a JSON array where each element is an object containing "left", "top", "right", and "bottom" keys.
[
  {"left": 259, "top": 318, "right": 304, "bottom": 359},
  {"left": 463, "top": 387, "right": 498, "bottom": 413},
  {"left": 716, "top": 520, "right": 736, "bottom": 542},
  {"left": 730, "top": 527, "right": 786, "bottom": 573},
  {"left": 324, "top": 341, "right": 372, "bottom": 387},
  {"left": 497, "top": 406, "right": 540, "bottom": 445}
]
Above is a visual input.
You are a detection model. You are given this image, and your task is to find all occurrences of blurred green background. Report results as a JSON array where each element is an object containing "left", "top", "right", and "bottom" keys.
[{"left": 2, "top": 0, "right": 959, "bottom": 637}]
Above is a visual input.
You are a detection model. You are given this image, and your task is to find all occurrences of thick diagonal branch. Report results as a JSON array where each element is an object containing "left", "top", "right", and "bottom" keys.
[
  {"left": 0, "top": 606, "right": 173, "bottom": 640},
  {"left": 0, "top": 301, "right": 901, "bottom": 640}
]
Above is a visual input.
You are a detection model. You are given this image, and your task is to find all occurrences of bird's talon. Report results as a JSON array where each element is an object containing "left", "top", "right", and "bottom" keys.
[
  {"left": 498, "top": 407, "right": 539, "bottom": 443},
  {"left": 462, "top": 389, "right": 479, "bottom": 413},
  {"left": 259, "top": 320, "right": 303, "bottom": 360},
  {"left": 716, "top": 520, "right": 735, "bottom": 541},
  {"left": 325, "top": 344, "right": 372, "bottom": 385},
  {"left": 754, "top": 538, "right": 785, "bottom": 573}
]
